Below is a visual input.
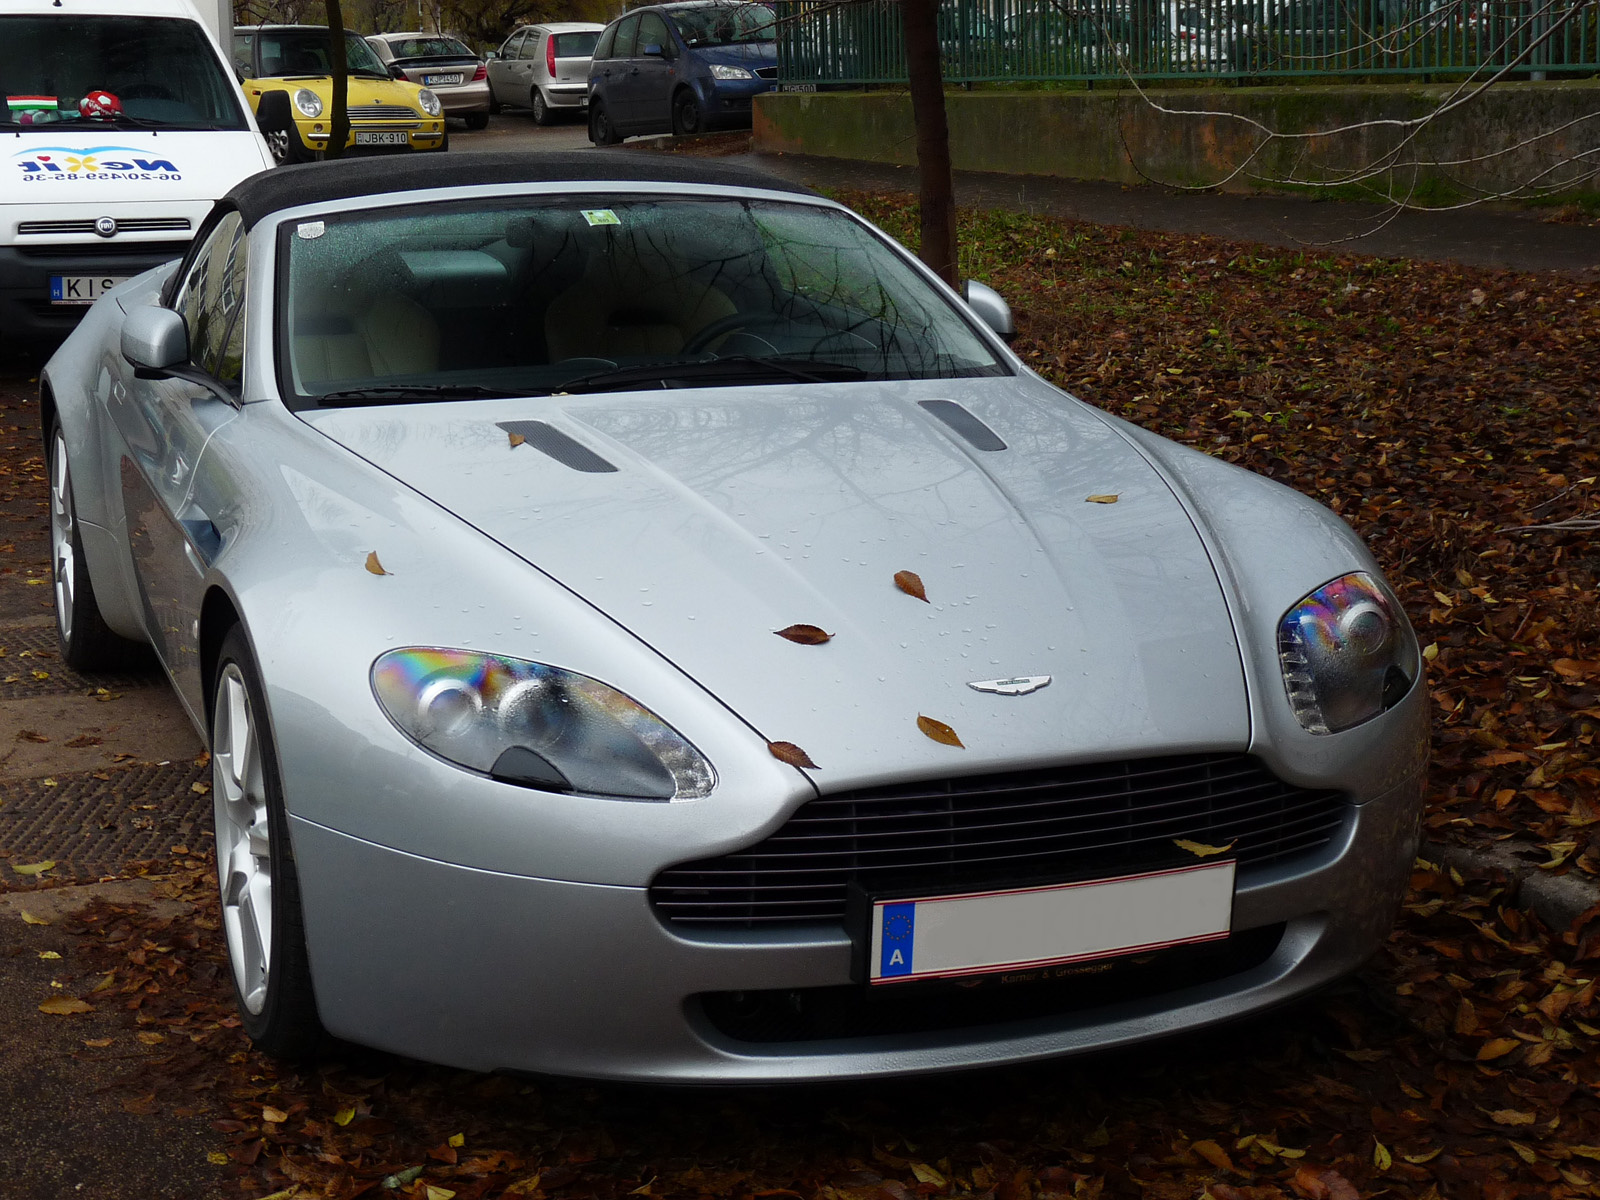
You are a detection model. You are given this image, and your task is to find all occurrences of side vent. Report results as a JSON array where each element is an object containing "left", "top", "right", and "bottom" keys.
[
  {"left": 497, "top": 421, "right": 618, "bottom": 473},
  {"left": 918, "top": 400, "right": 1007, "bottom": 452}
]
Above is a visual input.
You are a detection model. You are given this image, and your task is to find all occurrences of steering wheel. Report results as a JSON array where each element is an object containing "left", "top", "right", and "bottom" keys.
[{"left": 681, "top": 313, "right": 792, "bottom": 356}]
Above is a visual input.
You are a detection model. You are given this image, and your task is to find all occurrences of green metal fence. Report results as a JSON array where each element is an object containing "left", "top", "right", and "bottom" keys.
[{"left": 774, "top": 0, "right": 1600, "bottom": 82}]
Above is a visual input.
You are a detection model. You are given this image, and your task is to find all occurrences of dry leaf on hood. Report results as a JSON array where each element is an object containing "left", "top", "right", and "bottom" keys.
[
  {"left": 1086, "top": 494, "right": 1120, "bottom": 504},
  {"left": 769, "top": 741, "right": 819, "bottom": 769},
  {"left": 1173, "top": 838, "right": 1236, "bottom": 858},
  {"left": 775, "top": 624, "right": 833, "bottom": 645},
  {"left": 508, "top": 432, "right": 526, "bottom": 448},
  {"left": 364, "top": 551, "right": 391, "bottom": 576},
  {"left": 893, "top": 570, "right": 928, "bottom": 602},
  {"left": 917, "top": 715, "right": 964, "bottom": 747}
]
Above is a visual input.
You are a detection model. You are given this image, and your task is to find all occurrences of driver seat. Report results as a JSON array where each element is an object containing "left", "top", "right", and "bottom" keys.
[{"left": 544, "top": 254, "right": 735, "bottom": 361}]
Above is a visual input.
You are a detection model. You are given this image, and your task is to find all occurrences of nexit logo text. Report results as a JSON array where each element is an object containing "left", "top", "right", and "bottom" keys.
[{"left": 13, "top": 145, "right": 182, "bottom": 182}]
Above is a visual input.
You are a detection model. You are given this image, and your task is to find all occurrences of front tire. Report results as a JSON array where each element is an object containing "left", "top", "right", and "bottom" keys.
[
  {"left": 256, "top": 92, "right": 313, "bottom": 165},
  {"left": 530, "top": 88, "right": 552, "bottom": 126},
  {"left": 48, "top": 423, "right": 137, "bottom": 670},
  {"left": 671, "top": 88, "right": 704, "bottom": 136},
  {"left": 465, "top": 110, "right": 490, "bottom": 130},
  {"left": 212, "top": 625, "right": 322, "bottom": 1060},
  {"left": 589, "top": 99, "right": 622, "bottom": 145}
]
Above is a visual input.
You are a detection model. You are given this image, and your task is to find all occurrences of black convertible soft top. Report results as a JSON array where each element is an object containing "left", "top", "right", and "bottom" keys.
[{"left": 224, "top": 150, "right": 817, "bottom": 228}]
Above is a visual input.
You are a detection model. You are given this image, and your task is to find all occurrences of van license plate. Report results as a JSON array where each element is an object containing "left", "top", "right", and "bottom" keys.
[
  {"left": 868, "top": 860, "right": 1235, "bottom": 985},
  {"left": 49, "top": 276, "right": 125, "bottom": 305},
  {"left": 423, "top": 73, "right": 462, "bottom": 86},
  {"left": 353, "top": 131, "right": 410, "bottom": 145}
]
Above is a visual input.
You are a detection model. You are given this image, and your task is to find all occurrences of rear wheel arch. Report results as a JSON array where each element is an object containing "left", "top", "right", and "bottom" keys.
[{"left": 200, "top": 587, "right": 243, "bottom": 733}]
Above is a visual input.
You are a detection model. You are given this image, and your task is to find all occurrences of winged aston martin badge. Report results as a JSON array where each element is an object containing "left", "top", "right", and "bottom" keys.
[{"left": 967, "top": 675, "right": 1052, "bottom": 696}]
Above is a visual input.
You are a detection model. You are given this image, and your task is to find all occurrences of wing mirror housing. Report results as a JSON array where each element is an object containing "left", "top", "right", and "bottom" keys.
[
  {"left": 963, "top": 279, "right": 1015, "bottom": 343},
  {"left": 642, "top": 42, "right": 665, "bottom": 56},
  {"left": 121, "top": 305, "right": 189, "bottom": 374}
]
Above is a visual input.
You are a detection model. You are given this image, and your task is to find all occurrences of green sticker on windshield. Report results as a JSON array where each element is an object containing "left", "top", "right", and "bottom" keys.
[{"left": 582, "top": 209, "right": 621, "bottom": 227}]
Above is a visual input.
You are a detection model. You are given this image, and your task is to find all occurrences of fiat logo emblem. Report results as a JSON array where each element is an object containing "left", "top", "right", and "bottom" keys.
[{"left": 94, "top": 216, "right": 117, "bottom": 238}]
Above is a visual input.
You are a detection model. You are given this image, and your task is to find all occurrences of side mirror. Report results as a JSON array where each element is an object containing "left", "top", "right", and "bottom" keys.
[
  {"left": 390, "top": 64, "right": 407, "bottom": 79},
  {"left": 121, "top": 305, "right": 189, "bottom": 373},
  {"left": 484, "top": 50, "right": 499, "bottom": 60},
  {"left": 641, "top": 42, "right": 664, "bottom": 56},
  {"left": 963, "top": 279, "right": 1015, "bottom": 343}
]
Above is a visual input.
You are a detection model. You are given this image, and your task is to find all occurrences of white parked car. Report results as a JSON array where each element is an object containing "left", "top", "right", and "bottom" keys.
[{"left": 487, "top": 22, "right": 604, "bottom": 124}]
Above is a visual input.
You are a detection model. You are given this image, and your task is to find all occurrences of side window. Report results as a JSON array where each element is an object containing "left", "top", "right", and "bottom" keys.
[
  {"left": 232, "top": 31, "right": 254, "bottom": 73},
  {"left": 503, "top": 32, "right": 526, "bottom": 59},
  {"left": 174, "top": 211, "right": 248, "bottom": 388},
  {"left": 637, "top": 12, "right": 672, "bottom": 54},
  {"left": 593, "top": 23, "right": 617, "bottom": 60},
  {"left": 612, "top": 14, "right": 641, "bottom": 58}
]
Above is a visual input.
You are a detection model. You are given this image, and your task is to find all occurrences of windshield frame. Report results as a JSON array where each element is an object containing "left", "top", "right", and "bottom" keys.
[
  {"left": 267, "top": 187, "right": 1014, "bottom": 412},
  {"left": 0, "top": 13, "right": 248, "bottom": 132}
]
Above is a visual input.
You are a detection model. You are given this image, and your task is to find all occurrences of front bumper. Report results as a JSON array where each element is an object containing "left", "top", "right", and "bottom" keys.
[
  {"left": 0, "top": 240, "right": 189, "bottom": 342},
  {"left": 704, "top": 78, "right": 775, "bottom": 129},
  {"left": 290, "top": 769, "right": 1423, "bottom": 1082},
  {"left": 294, "top": 118, "right": 447, "bottom": 153}
]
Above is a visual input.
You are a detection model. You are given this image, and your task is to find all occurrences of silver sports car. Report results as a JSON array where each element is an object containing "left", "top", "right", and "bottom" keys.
[{"left": 41, "top": 152, "right": 1428, "bottom": 1082}]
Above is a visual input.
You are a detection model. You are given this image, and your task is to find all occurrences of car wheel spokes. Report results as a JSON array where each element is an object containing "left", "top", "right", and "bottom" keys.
[
  {"left": 214, "top": 666, "right": 273, "bottom": 1015},
  {"left": 49, "top": 434, "right": 74, "bottom": 642}
]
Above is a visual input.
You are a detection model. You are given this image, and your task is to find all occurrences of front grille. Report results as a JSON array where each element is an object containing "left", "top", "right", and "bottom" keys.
[
  {"left": 17, "top": 218, "right": 191, "bottom": 236},
  {"left": 346, "top": 104, "right": 420, "bottom": 120},
  {"left": 651, "top": 754, "right": 1347, "bottom": 927},
  {"left": 11, "top": 240, "right": 187, "bottom": 260},
  {"left": 754, "top": 66, "right": 778, "bottom": 79},
  {"left": 699, "top": 923, "right": 1286, "bottom": 1043}
]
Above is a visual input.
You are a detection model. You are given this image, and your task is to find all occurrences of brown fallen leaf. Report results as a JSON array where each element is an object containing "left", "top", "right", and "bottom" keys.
[
  {"left": 774, "top": 624, "right": 833, "bottom": 645},
  {"left": 508, "top": 431, "right": 526, "bottom": 448},
  {"left": 190, "top": 781, "right": 210, "bottom": 795},
  {"left": 64, "top": 734, "right": 102, "bottom": 748},
  {"left": 16, "top": 729, "right": 48, "bottom": 743},
  {"left": 1174, "top": 838, "right": 1236, "bottom": 858},
  {"left": 1486, "top": 1108, "right": 1537, "bottom": 1126},
  {"left": 19, "top": 911, "right": 49, "bottom": 926},
  {"left": 1477, "top": 1036, "right": 1521, "bottom": 1060},
  {"left": 1085, "top": 493, "right": 1120, "bottom": 504},
  {"left": 917, "top": 715, "right": 964, "bottom": 748},
  {"left": 893, "top": 570, "right": 928, "bottom": 602},
  {"left": 81, "top": 1038, "right": 113, "bottom": 1049},
  {"left": 11, "top": 861, "right": 55, "bottom": 877},
  {"left": 1289, "top": 1166, "right": 1358, "bottom": 1200},
  {"left": 38, "top": 996, "right": 93, "bottom": 1015},
  {"left": 365, "top": 551, "right": 391, "bottom": 576},
  {"left": 768, "top": 741, "right": 819, "bottom": 769},
  {"left": 262, "top": 1105, "right": 289, "bottom": 1123},
  {"left": 1190, "top": 1139, "right": 1235, "bottom": 1173}
]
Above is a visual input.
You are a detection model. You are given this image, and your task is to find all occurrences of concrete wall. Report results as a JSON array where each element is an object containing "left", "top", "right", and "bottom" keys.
[{"left": 753, "top": 83, "right": 1600, "bottom": 200}]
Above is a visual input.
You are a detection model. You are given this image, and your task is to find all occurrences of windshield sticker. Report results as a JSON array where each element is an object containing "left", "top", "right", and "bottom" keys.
[
  {"left": 582, "top": 209, "right": 621, "bottom": 227},
  {"left": 296, "top": 221, "right": 326, "bottom": 240},
  {"left": 10, "top": 145, "right": 182, "bottom": 182}
]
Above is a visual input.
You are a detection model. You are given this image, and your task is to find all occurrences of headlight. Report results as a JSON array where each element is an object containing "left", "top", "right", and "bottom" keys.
[
  {"left": 1278, "top": 572, "right": 1418, "bottom": 734},
  {"left": 372, "top": 648, "right": 715, "bottom": 800},
  {"left": 417, "top": 88, "right": 443, "bottom": 116},
  {"left": 709, "top": 64, "right": 753, "bottom": 79},
  {"left": 292, "top": 88, "right": 323, "bottom": 118}
]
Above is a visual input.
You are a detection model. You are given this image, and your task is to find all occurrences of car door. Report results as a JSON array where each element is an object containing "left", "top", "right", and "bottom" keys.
[
  {"left": 108, "top": 211, "right": 246, "bottom": 718},
  {"left": 631, "top": 11, "right": 678, "bottom": 132},
  {"left": 489, "top": 31, "right": 526, "bottom": 104},
  {"left": 597, "top": 13, "right": 641, "bottom": 125}
]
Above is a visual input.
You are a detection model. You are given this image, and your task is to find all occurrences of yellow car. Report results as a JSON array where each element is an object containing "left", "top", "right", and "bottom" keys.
[{"left": 234, "top": 24, "right": 447, "bottom": 162}]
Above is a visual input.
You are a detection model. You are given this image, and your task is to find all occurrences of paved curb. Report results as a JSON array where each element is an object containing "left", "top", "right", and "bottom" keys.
[{"left": 1423, "top": 836, "right": 1600, "bottom": 932}]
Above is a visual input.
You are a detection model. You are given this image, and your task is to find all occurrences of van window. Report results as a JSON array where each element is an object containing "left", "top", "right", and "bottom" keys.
[
  {"left": 612, "top": 14, "right": 642, "bottom": 58},
  {"left": 636, "top": 13, "right": 673, "bottom": 54},
  {"left": 0, "top": 15, "right": 247, "bottom": 131}
]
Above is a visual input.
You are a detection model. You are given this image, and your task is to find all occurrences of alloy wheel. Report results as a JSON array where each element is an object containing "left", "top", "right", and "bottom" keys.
[
  {"left": 48, "top": 432, "right": 74, "bottom": 644},
  {"left": 264, "top": 128, "right": 290, "bottom": 164},
  {"left": 213, "top": 665, "right": 274, "bottom": 1015}
]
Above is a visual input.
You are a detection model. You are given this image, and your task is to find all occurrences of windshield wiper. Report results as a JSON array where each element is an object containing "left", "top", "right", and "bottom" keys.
[
  {"left": 316, "top": 383, "right": 524, "bottom": 406},
  {"left": 550, "top": 356, "right": 867, "bottom": 395}
]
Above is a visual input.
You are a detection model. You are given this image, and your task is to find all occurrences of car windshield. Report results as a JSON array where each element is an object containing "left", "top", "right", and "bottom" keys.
[
  {"left": 553, "top": 31, "right": 602, "bottom": 57},
  {"left": 0, "top": 15, "right": 246, "bottom": 131},
  {"left": 385, "top": 36, "right": 474, "bottom": 59},
  {"left": 669, "top": 5, "right": 776, "bottom": 46},
  {"left": 255, "top": 29, "right": 391, "bottom": 78},
  {"left": 279, "top": 196, "right": 1007, "bottom": 406}
]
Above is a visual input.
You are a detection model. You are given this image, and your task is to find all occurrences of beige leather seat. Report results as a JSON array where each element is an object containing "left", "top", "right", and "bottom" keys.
[
  {"left": 544, "top": 254, "right": 735, "bottom": 362},
  {"left": 293, "top": 293, "right": 441, "bottom": 387}
]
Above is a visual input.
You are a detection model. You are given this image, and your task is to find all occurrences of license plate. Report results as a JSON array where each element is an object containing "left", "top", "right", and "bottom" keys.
[
  {"left": 49, "top": 275, "right": 126, "bottom": 305},
  {"left": 423, "top": 73, "right": 462, "bottom": 86},
  {"left": 867, "top": 860, "right": 1235, "bottom": 985},
  {"left": 353, "top": 131, "right": 410, "bottom": 145}
]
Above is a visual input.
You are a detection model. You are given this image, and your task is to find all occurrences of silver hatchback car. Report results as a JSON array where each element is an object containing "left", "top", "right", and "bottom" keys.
[{"left": 488, "top": 21, "right": 603, "bottom": 124}]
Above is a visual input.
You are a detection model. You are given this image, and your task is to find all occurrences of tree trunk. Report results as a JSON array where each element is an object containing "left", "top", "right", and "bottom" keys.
[
  {"left": 901, "top": 0, "right": 958, "bottom": 287},
  {"left": 325, "top": 0, "right": 351, "bottom": 159}
]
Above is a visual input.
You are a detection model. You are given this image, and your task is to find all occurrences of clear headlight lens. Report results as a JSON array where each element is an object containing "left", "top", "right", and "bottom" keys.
[
  {"left": 372, "top": 648, "right": 715, "bottom": 800},
  {"left": 710, "top": 64, "right": 753, "bottom": 79},
  {"left": 1278, "top": 572, "right": 1418, "bottom": 734},
  {"left": 417, "top": 88, "right": 443, "bottom": 116},
  {"left": 292, "top": 88, "right": 323, "bottom": 118}
]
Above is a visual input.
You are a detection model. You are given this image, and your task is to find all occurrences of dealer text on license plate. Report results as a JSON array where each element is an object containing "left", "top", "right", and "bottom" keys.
[
  {"left": 423, "top": 73, "right": 462, "bottom": 86},
  {"left": 49, "top": 275, "right": 126, "bottom": 305},
  {"left": 868, "top": 860, "right": 1236, "bottom": 984},
  {"left": 353, "top": 131, "right": 410, "bottom": 146}
]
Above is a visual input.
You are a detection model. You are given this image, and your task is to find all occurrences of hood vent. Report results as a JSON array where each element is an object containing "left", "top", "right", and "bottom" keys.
[
  {"left": 497, "top": 421, "right": 617, "bottom": 473},
  {"left": 918, "top": 400, "right": 1007, "bottom": 452}
]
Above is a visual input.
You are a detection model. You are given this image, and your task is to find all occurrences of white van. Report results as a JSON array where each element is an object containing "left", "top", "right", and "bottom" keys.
[{"left": 1, "top": 0, "right": 274, "bottom": 343}]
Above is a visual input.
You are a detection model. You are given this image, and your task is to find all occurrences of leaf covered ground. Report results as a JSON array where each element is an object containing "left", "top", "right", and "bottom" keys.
[{"left": 11, "top": 196, "right": 1600, "bottom": 1200}]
